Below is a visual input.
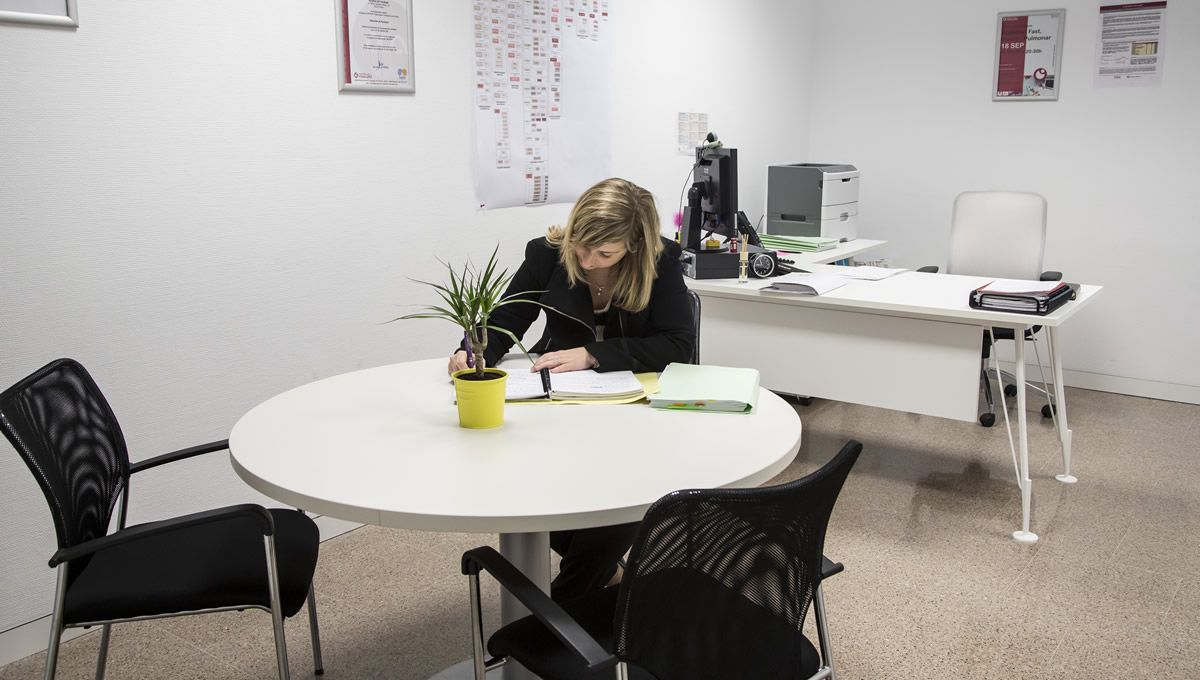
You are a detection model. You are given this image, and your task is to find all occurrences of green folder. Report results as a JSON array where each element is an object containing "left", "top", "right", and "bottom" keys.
[
  {"left": 649, "top": 363, "right": 761, "bottom": 413},
  {"left": 757, "top": 234, "right": 840, "bottom": 252}
]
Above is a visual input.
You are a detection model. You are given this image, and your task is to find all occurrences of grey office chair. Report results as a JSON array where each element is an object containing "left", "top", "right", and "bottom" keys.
[
  {"left": 921, "top": 191, "right": 1059, "bottom": 426},
  {"left": 0, "top": 359, "right": 324, "bottom": 680}
]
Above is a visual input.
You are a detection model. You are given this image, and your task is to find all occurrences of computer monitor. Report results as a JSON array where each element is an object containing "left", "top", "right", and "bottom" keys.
[{"left": 695, "top": 146, "right": 738, "bottom": 239}]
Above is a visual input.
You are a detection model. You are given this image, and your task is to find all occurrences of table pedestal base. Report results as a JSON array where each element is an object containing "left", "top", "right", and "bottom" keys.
[
  {"left": 434, "top": 532, "right": 550, "bottom": 680},
  {"left": 430, "top": 659, "right": 504, "bottom": 679}
]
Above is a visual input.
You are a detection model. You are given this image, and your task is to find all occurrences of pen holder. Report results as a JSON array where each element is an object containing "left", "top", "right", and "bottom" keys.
[{"left": 452, "top": 368, "right": 508, "bottom": 429}]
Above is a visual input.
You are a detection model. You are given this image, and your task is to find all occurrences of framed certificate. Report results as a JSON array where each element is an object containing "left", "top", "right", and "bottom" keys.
[
  {"left": 992, "top": 9, "right": 1066, "bottom": 101},
  {"left": 0, "top": 0, "right": 78, "bottom": 27},
  {"left": 335, "top": 0, "right": 415, "bottom": 93}
]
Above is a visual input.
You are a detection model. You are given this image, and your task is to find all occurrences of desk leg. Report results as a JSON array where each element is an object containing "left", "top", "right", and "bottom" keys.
[
  {"left": 1012, "top": 337, "right": 1038, "bottom": 544},
  {"left": 498, "top": 532, "right": 550, "bottom": 680},
  {"left": 1048, "top": 327, "right": 1077, "bottom": 484}
]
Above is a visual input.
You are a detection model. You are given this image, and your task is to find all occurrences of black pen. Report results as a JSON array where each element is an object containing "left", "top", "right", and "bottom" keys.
[{"left": 539, "top": 367, "right": 552, "bottom": 399}]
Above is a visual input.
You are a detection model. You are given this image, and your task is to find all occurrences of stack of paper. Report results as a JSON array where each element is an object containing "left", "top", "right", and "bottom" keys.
[
  {"left": 757, "top": 234, "right": 841, "bottom": 252},
  {"left": 815, "top": 263, "right": 908, "bottom": 280},
  {"left": 756, "top": 272, "right": 847, "bottom": 296},
  {"left": 649, "top": 363, "right": 760, "bottom": 413},
  {"left": 969, "top": 280, "right": 1074, "bottom": 314}
]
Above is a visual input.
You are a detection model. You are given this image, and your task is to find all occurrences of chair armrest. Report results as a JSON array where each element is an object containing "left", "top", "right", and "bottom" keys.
[
  {"left": 916, "top": 266, "right": 939, "bottom": 273},
  {"left": 821, "top": 555, "right": 844, "bottom": 580},
  {"left": 1040, "top": 271, "right": 1063, "bottom": 281},
  {"left": 130, "top": 439, "right": 229, "bottom": 474},
  {"left": 461, "top": 546, "right": 617, "bottom": 673},
  {"left": 49, "top": 503, "right": 274, "bottom": 567}
]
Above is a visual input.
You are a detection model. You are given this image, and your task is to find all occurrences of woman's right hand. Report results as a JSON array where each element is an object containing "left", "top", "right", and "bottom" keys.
[{"left": 448, "top": 350, "right": 483, "bottom": 375}]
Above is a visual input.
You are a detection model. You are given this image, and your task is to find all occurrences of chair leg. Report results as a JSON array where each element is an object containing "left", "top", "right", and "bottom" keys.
[
  {"left": 812, "top": 583, "right": 837, "bottom": 680},
  {"left": 978, "top": 365, "right": 996, "bottom": 427},
  {"left": 468, "top": 573, "right": 487, "bottom": 680},
  {"left": 94, "top": 624, "right": 113, "bottom": 680},
  {"left": 263, "top": 536, "right": 291, "bottom": 680},
  {"left": 615, "top": 661, "right": 630, "bottom": 680},
  {"left": 306, "top": 587, "right": 324, "bottom": 675},
  {"left": 44, "top": 564, "right": 69, "bottom": 680}
]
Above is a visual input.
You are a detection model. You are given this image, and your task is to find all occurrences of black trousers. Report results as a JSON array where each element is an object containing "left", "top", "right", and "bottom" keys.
[{"left": 549, "top": 522, "right": 639, "bottom": 602}]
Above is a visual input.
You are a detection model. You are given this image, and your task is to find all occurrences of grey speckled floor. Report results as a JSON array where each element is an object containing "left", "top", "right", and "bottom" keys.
[{"left": 3, "top": 387, "right": 1197, "bottom": 679}]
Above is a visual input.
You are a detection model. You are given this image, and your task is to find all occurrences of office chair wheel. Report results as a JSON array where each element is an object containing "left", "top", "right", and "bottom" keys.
[
  {"left": 979, "top": 413, "right": 996, "bottom": 427},
  {"left": 1004, "top": 384, "right": 1018, "bottom": 398},
  {"left": 1042, "top": 404, "right": 1056, "bottom": 418}
]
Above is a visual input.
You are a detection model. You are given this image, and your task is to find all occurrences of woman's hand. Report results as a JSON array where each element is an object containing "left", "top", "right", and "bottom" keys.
[
  {"left": 448, "top": 350, "right": 482, "bottom": 376},
  {"left": 531, "top": 348, "right": 598, "bottom": 373}
]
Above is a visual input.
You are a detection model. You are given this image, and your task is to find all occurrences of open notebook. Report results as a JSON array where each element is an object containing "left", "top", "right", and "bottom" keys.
[{"left": 505, "top": 368, "right": 646, "bottom": 402}]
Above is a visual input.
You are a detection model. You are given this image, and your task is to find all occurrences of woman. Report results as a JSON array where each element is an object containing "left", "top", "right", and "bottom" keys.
[{"left": 447, "top": 177, "right": 695, "bottom": 601}]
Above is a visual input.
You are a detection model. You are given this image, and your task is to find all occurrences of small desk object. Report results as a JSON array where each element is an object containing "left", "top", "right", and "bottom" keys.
[
  {"left": 229, "top": 358, "right": 802, "bottom": 679},
  {"left": 687, "top": 270, "right": 1102, "bottom": 543}
]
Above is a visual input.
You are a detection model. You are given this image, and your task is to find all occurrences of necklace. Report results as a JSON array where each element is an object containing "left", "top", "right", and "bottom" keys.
[{"left": 586, "top": 273, "right": 612, "bottom": 295}]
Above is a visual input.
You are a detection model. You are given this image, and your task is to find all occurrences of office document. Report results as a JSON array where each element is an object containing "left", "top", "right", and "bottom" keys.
[
  {"left": 471, "top": 0, "right": 612, "bottom": 209},
  {"left": 1095, "top": 2, "right": 1168, "bottom": 87},
  {"left": 799, "top": 264, "right": 907, "bottom": 281},
  {"left": 755, "top": 272, "right": 847, "bottom": 296},
  {"left": 650, "top": 364, "right": 761, "bottom": 413},
  {"left": 337, "top": 0, "right": 415, "bottom": 93},
  {"left": 505, "top": 369, "right": 645, "bottom": 402}
]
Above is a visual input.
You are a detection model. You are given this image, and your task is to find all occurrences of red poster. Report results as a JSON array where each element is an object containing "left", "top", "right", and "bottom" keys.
[{"left": 996, "top": 15, "right": 1028, "bottom": 96}]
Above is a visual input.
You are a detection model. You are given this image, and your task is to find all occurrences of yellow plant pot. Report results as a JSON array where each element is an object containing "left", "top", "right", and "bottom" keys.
[{"left": 452, "top": 368, "right": 508, "bottom": 429}]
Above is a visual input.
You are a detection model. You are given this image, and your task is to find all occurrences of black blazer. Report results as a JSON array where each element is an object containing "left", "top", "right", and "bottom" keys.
[{"left": 466, "top": 236, "right": 695, "bottom": 372}]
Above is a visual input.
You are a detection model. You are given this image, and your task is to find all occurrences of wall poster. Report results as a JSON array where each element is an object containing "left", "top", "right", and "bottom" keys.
[
  {"left": 1094, "top": 2, "right": 1167, "bottom": 87},
  {"left": 0, "top": 0, "right": 77, "bottom": 27},
  {"left": 336, "top": 0, "right": 415, "bottom": 93},
  {"left": 992, "top": 9, "right": 1066, "bottom": 101},
  {"left": 472, "top": 0, "right": 612, "bottom": 209}
]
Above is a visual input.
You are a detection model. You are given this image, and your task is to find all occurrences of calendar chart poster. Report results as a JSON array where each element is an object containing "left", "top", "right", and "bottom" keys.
[{"left": 472, "top": 0, "right": 613, "bottom": 209}]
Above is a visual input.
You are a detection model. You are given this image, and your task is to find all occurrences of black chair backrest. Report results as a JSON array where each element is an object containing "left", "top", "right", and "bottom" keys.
[
  {"left": 614, "top": 440, "right": 862, "bottom": 680},
  {"left": 0, "top": 359, "right": 130, "bottom": 554},
  {"left": 687, "top": 289, "right": 701, "bottom": 364}
]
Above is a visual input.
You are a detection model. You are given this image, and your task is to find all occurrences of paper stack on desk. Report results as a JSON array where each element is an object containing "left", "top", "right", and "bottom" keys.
[
  {"left": 757, "top": 234, "right": 840, "bottom": 252},
  {"left": 649, "top": 363, "right": 760, "bottom": 413},
  {"left": 969, "top": 280, "right": 1075, "bottom": 315},
  {"left": 756, "top": 272, "right": 847, "bottom": 296}
]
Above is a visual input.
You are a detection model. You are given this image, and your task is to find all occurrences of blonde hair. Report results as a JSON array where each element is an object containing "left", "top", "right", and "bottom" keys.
[{"left": 546, "top": 178, "right": 664, "bottom": 313}]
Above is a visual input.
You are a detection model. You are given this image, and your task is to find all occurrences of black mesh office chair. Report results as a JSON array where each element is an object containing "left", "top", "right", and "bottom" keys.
[
  {"left": 0, "top": 359, "right": 324, "bottom": 680},
  {"left": 461, "top": 440, "right": 862, "bottom": 680}
]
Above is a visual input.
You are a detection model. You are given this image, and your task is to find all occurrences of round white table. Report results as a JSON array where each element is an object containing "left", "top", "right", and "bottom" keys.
[{"left": 229, "top": 358, "right": 802, "bottom": 679}]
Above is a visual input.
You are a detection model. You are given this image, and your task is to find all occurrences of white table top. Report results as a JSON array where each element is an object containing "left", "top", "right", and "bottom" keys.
[
  {"left": 688, "top": 270, "right": 1102, "bottom": 328},
  {"left": 229, "top": 359, "right": 802, "bottom": 534}
]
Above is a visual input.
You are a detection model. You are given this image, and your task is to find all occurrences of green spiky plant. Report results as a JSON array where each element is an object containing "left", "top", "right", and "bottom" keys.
[{"left": 391, "top": 246, "right": 590, "bottom": 380}]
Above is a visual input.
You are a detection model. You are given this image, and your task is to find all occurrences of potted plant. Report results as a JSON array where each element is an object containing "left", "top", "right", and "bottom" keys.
[{"left": 392, "top": 246, "right": 583, "bottom": 428}]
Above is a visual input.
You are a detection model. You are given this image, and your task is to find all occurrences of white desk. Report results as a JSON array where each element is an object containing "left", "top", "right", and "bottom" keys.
[
  {"left": 688, "top": 271, "right": 1102, "bottom": 542},
  {"left": 229, "top": 358, "right": 802, "bottom": 679}
]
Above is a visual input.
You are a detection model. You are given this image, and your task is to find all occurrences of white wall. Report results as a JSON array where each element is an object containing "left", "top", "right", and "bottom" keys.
[
  {"left": 0, "top": 0, "right": 817, "bottom": 656},
  {"left": 807, "top": 0, "right": 1200, "bottom": 402}
]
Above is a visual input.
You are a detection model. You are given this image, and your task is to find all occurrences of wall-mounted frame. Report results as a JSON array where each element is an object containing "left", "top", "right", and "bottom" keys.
[
  {"left": 0, "top": 0, "right": 78, "bottom": 27},
  {"left": 335, "top": 0, "right": 415, "bottom": 93},
  {"left": 992, "top": 8, "right": 1065, "bottom": 101}
]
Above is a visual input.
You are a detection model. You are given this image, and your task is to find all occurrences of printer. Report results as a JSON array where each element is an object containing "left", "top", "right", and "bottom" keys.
[{"left": 765, "top": 163, "right": 859, "bottom": 241}]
